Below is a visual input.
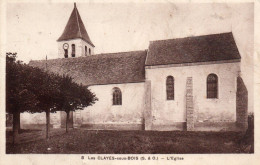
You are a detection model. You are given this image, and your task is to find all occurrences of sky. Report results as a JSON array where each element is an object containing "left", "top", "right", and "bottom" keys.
[{"left": 5, "top": 2, "right": 254, "bottom": 111}]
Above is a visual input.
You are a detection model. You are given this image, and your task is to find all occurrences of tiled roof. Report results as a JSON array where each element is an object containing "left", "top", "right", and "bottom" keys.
[
  {"left": 57, "top": 4, "right": 94, "bottom": 47},
  {"left": 29, "top": 51, "right": 147, "bottom": 86},
  {"left": 145, "top": 32, "right": 241, "bottom": 66}
]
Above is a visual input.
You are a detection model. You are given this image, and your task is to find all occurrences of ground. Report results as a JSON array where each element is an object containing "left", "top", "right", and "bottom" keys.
[{"left": 6, "top": 129, "right": 253, "bottom": 154}]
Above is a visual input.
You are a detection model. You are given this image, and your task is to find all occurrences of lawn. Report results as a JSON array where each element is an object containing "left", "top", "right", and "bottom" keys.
[{"left": 6, "top": 129, "right": 253, "bottom": 154}]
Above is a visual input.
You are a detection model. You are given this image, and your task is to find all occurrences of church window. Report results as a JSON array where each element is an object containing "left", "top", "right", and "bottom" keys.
[
  {"left": 64, "top": 49, "right": 68, "bottom": 58},
  {"left": 89, "top": 48, "right": 91, "bottom": 55},
  {"left": 85, "top": 46, "right": 87, "bottom": 56},
  {"left": 207, "top": 74, "right": 218, "bottom": 99},
  {"left": 72, "top": 44, "right": 75, "bottom": 57},
  {"left": 166, "top": 76, "right": 174, "bottom": 100},
  {"left": 112, "top": 87, "right": 122, "bottom": 105}
]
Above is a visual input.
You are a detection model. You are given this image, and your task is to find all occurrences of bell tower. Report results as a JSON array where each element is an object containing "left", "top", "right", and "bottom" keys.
[{"left": 57, "top": 3, "right": 95, "bottom": 58}]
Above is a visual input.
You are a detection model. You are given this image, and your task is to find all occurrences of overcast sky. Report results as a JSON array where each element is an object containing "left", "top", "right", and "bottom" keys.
[
  {"left": 6, "top": 2, "right": 254, "bottom": 111},
  {"left": 6, "top": 3, "right": 253, "bottom": 61}
]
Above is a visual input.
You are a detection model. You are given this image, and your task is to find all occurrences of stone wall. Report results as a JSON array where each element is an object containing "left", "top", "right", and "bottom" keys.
[
  {"left": 20, "top": 82, "right": 145, "bottom": 130},
  {"left": 20, "top": 111, "right": 61, "bottom": 129},
  {"left": 146, "top": 62, "right": 240, "bottom": 131},
  {"left": 79, "top": 82, "right": 145, "bottom": 129},
  {"left": 236, "top": 76, "right": 248, "bottom": 130}
]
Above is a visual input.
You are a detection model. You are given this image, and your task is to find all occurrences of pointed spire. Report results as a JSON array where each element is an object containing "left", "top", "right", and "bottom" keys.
[{"left": 57, "top": 3, "right": 95, "bottom": 47}]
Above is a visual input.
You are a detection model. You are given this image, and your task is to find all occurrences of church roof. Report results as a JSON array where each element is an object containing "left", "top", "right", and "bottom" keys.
[
  {"left": 145, "top": 32, "right": 241, "bottom": 66},
  {"left": 29, "top": 51, "right": 147, "bottom": 86},
  {"left": 57, "top": 3, "right": 94, "bottom": 47}
]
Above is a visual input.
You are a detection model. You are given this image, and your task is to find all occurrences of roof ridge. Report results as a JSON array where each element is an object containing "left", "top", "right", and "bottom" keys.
[
  {"left": 150, "top": 32, "right": 233, "bottom": 43},
  {"left": 95, "top": 50, "right": 146, "bottom": 56},
  {"left": 75, "top": 6, "right": 82, "bottom": 38},
  {"left": 29, "top": 50, "right": 147, "bottom": 63}
]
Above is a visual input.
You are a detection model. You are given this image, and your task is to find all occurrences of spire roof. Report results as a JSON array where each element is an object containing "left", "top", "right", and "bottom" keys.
[{"left": 57, "top": 3, "right": 95, "bottom": 47}]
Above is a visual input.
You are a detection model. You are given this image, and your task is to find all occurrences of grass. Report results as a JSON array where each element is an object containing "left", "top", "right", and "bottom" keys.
[{"left": 6, "top": 129, "right": 253, "bottom": 154}]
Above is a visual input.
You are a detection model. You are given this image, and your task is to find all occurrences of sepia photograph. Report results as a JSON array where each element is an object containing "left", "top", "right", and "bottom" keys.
[{"left": 1, "top": 0, "right": 257, "bottom": 161}]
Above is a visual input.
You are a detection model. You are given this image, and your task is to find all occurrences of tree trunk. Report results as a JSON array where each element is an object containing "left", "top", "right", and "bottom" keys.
[
  {"left": 12, "top": 111, "right": 20, "bottom": 144},
  {"left": 46, "top": 109, "right": 50, "bottom": 140},
  {"left": 66, "top": 111, "right": 69, "bottom": 133},
  {"left": 18, "top": 112, "right": 21, "bottom": 134}
]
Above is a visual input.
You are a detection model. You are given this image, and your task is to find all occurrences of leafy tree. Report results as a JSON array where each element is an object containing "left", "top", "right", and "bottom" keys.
[
  {"left": 56, "top": 75, "right": 97, "bottom": 133},
  {"left": 29, "top": 71, "right": 61, "bottom": 139},
  {"left": 6, "top": 53, "right": 98, "bottom": 143},
  {"left": 6, "top": 53, "right": 60, "bottom": 141},
  {"left": 6, "top": 53, "right": 41, "bottom": 143}
]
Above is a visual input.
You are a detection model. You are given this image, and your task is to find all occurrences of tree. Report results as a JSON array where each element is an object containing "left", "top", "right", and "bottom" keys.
[
  {"left": 56, "top": 75, "right": 97, "bottom": 133},
  {"left": 6, "top": 53, "right": 98, "bottom": 142},
  {"left": 6, "top": 53, "right": 60, "bottom": 142},
  {"left": 6, "top": 53, "right": 41, "bottom": 143},
  {"left": 30, "top": 71, "right": 61, "bottom": 139}
]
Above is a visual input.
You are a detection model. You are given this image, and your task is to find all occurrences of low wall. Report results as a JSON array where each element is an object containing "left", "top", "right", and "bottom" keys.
[
  {"left": 80, "top": 124, "right": 143, "bottom": 130},
  {"left": 194, "top": 122, "right": 239, "bottom": 131},
  {"left": 152, "top": 122, "right": 186, "bottom": 131}
]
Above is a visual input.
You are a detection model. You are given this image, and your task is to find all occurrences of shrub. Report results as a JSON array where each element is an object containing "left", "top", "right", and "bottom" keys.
[{"left": 240, "top": 112, "right": 254, "bottom": 153}]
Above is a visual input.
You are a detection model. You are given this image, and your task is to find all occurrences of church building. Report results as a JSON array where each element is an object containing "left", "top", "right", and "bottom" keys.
[{"left": 22, "top": 3, "right": 248, "bottom": 131}]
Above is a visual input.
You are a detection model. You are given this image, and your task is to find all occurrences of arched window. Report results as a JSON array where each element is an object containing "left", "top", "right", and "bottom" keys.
[
  {"left": 89, "top": 48, "right": 91, "bottom": 55},
  {"left": 64, "top": 49, "right": 68, "bottom": 58},
  {"left": 85, "top": 46, "right": 88, "bottom": 56},
  {"left": 207, "top": 74, "right": 218, "bottom": 98},
  {"left": 112, "top": 87, "right": 122, "bottom": 105},
  {"left": 72, "top": 44, "right": 75, "bottom": 57},
  {"left": 166, "top": 76, "right": 174, "bottom": 100}
]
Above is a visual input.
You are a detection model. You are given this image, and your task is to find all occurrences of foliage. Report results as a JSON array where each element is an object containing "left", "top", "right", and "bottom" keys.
[
  {"left": 53, "top": 75, "right": 97, "bottom": 132},
  {"left": 6, "top": 52, "right": 97, "bottom": 138},
  {"left": 6, "top": 53, "right": 60, "bottom": 114},
  {"left": 240, "top": 112, "right": 254, "bottom": 153},
  {"left": 6, "top": 53, "right": 40, "bottom": 114},
  {"left": 55, "top": 75, "right": 97, "bottom": 113},
  {"left": 6, "top": 53, "right": 97, "bottom": 114}
]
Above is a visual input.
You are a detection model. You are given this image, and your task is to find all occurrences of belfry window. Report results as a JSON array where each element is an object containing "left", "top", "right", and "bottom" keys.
[
  {"left": 166, "top": 76, "right": 174, "bottom": 100},
  {"left": 207, "top": 74, "right": 218, "bottom": 99},
  {"left": 85, "top": 46, "right": 87, "bottom": 56},
  {"left": 89, "top": 48, "right": 91, "bottom": 55},
  {"left": 72, "top": 44, "right": 75, "bottom": 57},
  {"left": 64, "top": 49, "right": 68, "bottom": 58},
  {"left": 112, "top": 87, "right": 122, "bottom": 105}
]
